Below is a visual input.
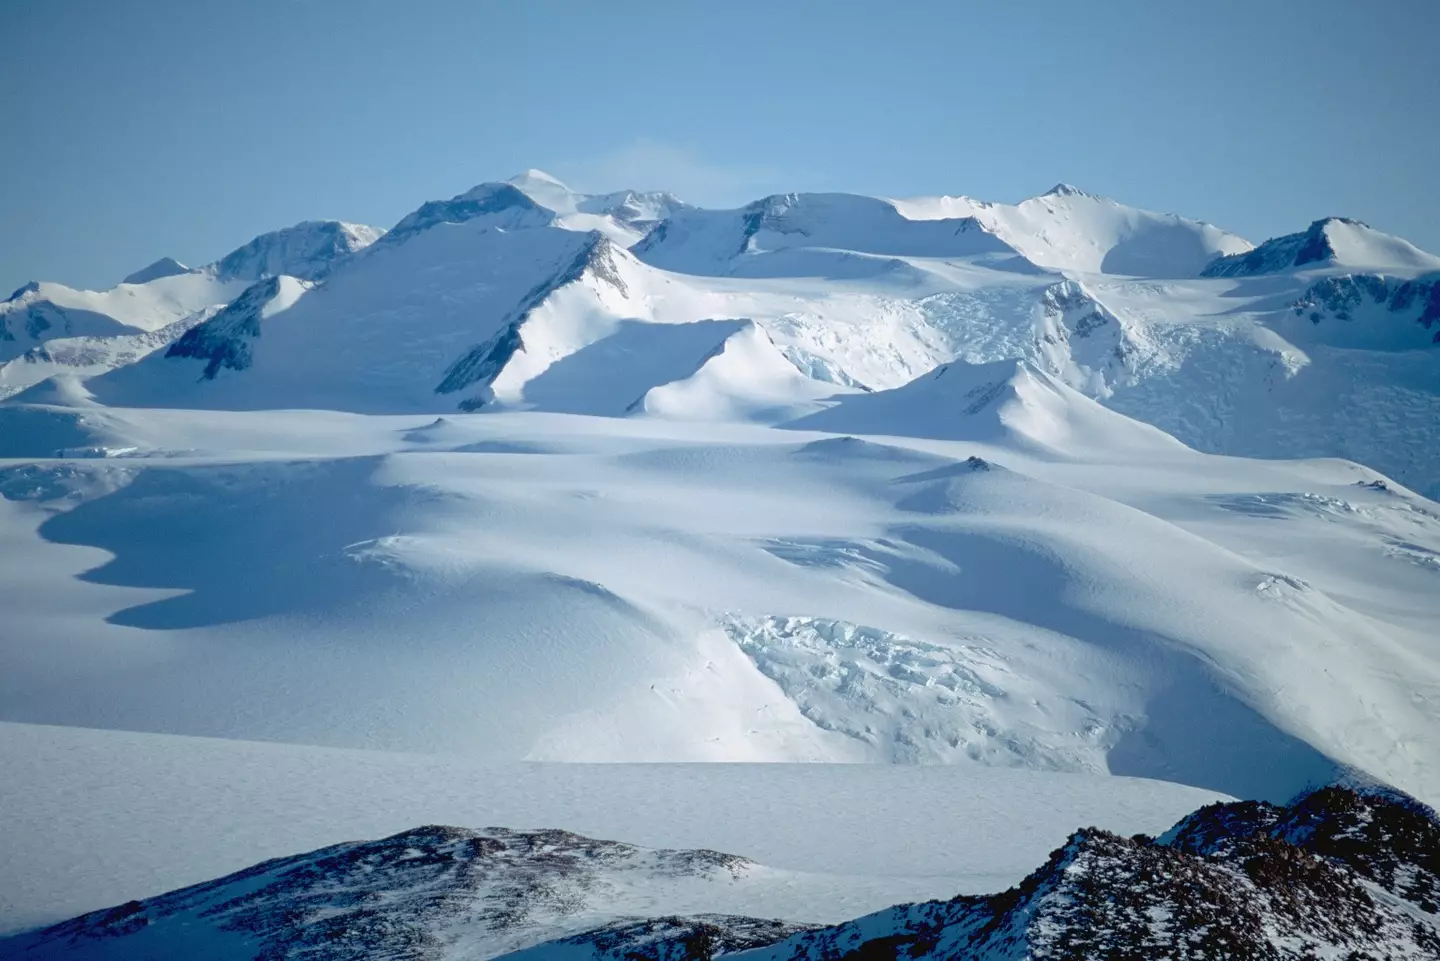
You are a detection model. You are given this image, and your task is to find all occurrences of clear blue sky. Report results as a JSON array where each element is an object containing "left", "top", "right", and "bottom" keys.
[{"left": 3, "top": 0, "right": 1437, "bottom": 292}]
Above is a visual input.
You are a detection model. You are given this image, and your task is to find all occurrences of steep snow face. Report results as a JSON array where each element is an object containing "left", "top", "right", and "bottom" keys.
[
  {"left": 436, "top": 236, "right": 650, "bottom": 408},
  {"left": 211, "top": 220, "right": 383, "bottom": 282},
  {"left": 633, "top": 322, "right": 845, "bottom": 422},
  {"left": 84, "top": 217, "right": 604, "bottom": 411},
  {"left": 632, "top": 193, "right": 1025, "bottom": 276},
  {"left": 119, "top": 257, "right": 189, "bottom": 286},
  {"left": 1203, "top": 217, "right": 1440, "bottom": 277},
  {"left": 161, "top": 276, "right": 314, "bottom": 379},
  {"left": 379, "top": 183, "right": 558, "bottom": 249},
  {"left": 894, "top": 184, "right": 1254, "bottom": 277}
]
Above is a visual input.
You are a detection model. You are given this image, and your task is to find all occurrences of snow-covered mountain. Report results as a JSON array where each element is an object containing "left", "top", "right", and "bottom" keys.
[
  {"left": 119, "top": 256, "right": 189, "bottom": 286},
  {"left": 1202, "top": 217, "right": 1440, "bottom": 277},
  {"left": 892, "top": 182, "right": 1255, "bottom": 277},
  {"left": 732, "top": 785, "right": 1440, "bottom": 961},
  {"left": 8, "top": 785, "right": 1437, "bottom": 960},
  {"left": 3, "top": 826, "right": 807, "bottom": 961},
  {"left": 508, "top": 168, "right": 689, "bottom": 237},
  {"left": 0, "top": 219, "right": 383, "bottom": 398},
  {"left": 785, "top": 357, "right": 1180, "bottom": 454},
  {"left": 209, "top": 219, "right": 383, "bottom": 282},
  {"left": 630, "top": 192, "right": 1029, "bottom": 276},
  {"left": 14, "top": 170, "right": 1433, "bottom": 493},
  {"left": 11, "top": 171, "right": 1438, "bottom": 492}
]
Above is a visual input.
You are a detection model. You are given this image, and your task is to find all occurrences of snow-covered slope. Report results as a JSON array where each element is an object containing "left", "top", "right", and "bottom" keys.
[
  {"left": 508, "top": 169, "right": 689, "bottom": 238},
  {"left": 632, "top": 192, "right": 1028, "bottom": 276},
  {"left": 2, "top": 404, "right": 1437, "bottom": 805},
  {"left": 786, "top": 357, "right": 1182, "bottom": 455},
  {"left": 893, "top": 183, "right": 1254, "bottom": 277},
  {"left": 119, "top": 257, "right": 189, "bottom": 286},
  {"left": 1202, "top": 217, "right": 1440, "bottom": 277},
  {"left": 210, "top": 219, "right": 383, "bottom": 282}
]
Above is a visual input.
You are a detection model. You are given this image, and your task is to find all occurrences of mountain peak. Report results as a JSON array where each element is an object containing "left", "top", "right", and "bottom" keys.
[
  {"left": 379, "top": 184, "right": 555, "bottom": 248},
  {"left": 4, "top": 280, "right": 40, "bottom": 303},
  {"left": 121, "top": 256, "right": 190, "bottom": 286},
  {"left": 1313, "top": 215, "right": 1369, "bottom": 230},
  {"left": 1044, "top": 182, "right": 1091, "bottom": 198},
  {"left": 212, "top": 221, "right": 383, "bottom": 283},
  {"left": 508, "top": 168, "right": 569, "bottom": 189},
  {"left": 1203, "top": 215, "right": 1440, "bottom": 277}
]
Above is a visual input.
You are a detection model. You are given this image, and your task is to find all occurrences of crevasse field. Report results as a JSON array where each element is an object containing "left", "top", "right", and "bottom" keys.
[{"left": 2, "top": 170, "right": 1438, "bottom": 937}]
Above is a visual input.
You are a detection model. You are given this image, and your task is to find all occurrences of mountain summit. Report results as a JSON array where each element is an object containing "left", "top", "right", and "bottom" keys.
[{"left": 1203, "top": 217, "right": 1440, "bottom": 277}]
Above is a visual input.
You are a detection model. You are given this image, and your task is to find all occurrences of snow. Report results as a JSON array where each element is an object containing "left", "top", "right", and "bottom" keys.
[
  {"left": 0, "top": 720, "right": 1226, "bottom": 936},
  {"left": 636, "top": 322, "right": 847, "bottom": 421},
  {"left": 4, "top": 168, "right": 1440, "bottom": 950},
  {"left": 892, "top": 185, "right": 1254, "bottom": 277},
  {"left": 1, "top": 406, "right": 1436, "bottom": 811},
  {"left": 11, "top": 172, "right": 1435, "bottom": 497},
  {"left": 119, "top": 256, "right": 189, "bottom": 286},
  {"left": 211, "top": 219, "right": 383, "bottom": 281},
  {"left": 787, "top": 357, "right": 1183, "bottom": 455},
  {"left": 632, "top": 193, "right": 1025, "bottom": 277},
  {"left": 1203, "top": 217, "right": 1440, "bottom": 277}
]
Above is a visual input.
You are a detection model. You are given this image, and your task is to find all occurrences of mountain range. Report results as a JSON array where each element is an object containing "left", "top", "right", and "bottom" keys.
[
  {"left": 3, "top": 169, "right": 1439, "bottom": 958},
  {"left": 4, "top": 170, "right": 1437, "bottom": 495}
]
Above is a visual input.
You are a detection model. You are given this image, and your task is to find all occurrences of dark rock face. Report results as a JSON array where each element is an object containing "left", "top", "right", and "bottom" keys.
[
  {"left": 1202, "top": 217, "right": 1363, "bottom": 277},
  {"left": 1292, "top": 272, "right": 1440, "bottom": 342},
  {"left": 7, "top": 787, "right": 1439, "bottom": 960},
  {"left": 165, "top": 276, "right": 298, "bottom": 378},
  {"left": 435, "top": 235, "right": 626, "bottom": 404},
  {"left": 748, "top": 786, "right": 1440, "bottom": 961}
]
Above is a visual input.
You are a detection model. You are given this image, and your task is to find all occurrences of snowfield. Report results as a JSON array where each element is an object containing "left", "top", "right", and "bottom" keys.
[
  {"left": 2, "top": 169, "right": 1438, "bottom": 951},
  {"left": 0, "top": 720, "right": 1225, "bottom": 936},
  {"left": 1, "top": 404, "right": 1436, "bottom": 801}
]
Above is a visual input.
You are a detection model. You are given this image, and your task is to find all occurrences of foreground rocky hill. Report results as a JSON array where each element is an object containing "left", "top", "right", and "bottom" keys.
[{"left": 7, "top": 786, "right": 1437, "bottom": 960}]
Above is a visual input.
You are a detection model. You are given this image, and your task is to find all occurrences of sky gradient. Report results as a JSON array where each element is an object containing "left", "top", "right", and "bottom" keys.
[{"left": 3, "top": 0, "right": 1438, "bottom": 293}]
